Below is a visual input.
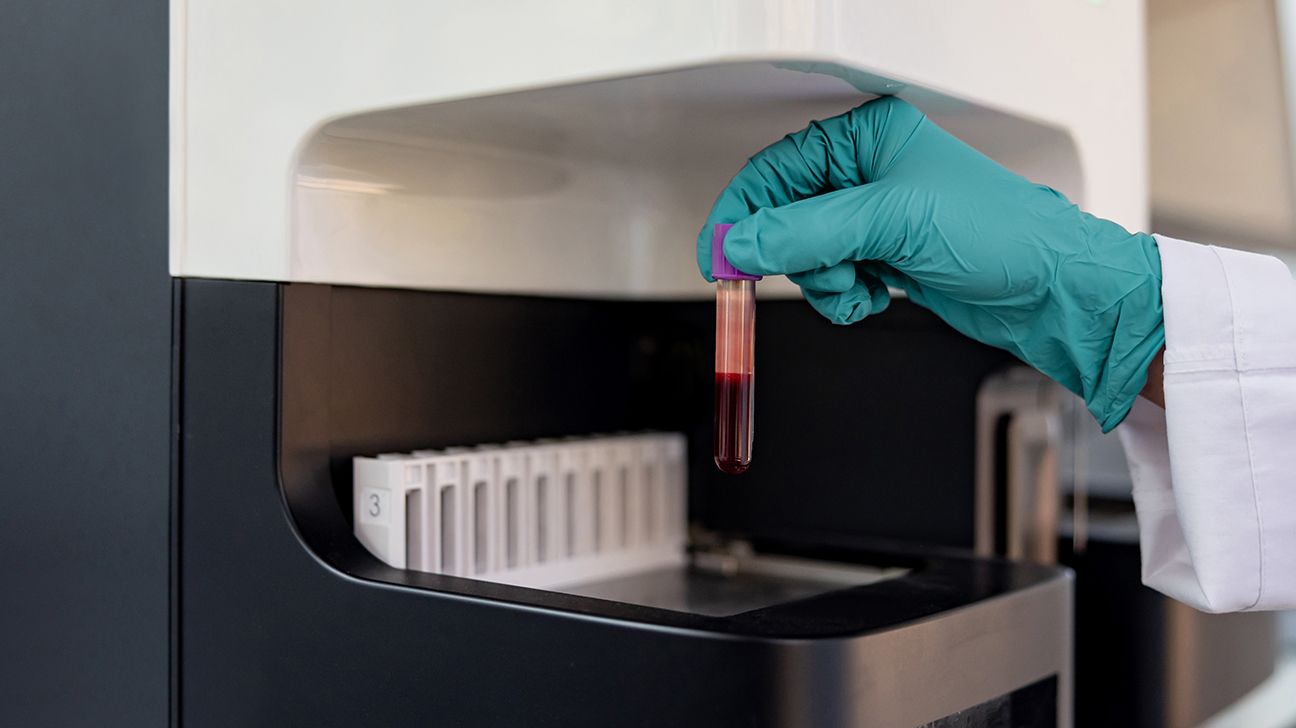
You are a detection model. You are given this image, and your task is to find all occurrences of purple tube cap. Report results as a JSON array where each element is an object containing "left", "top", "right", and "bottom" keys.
[{"left": 711, "top": 223, "right": 761, "bottom": 281}]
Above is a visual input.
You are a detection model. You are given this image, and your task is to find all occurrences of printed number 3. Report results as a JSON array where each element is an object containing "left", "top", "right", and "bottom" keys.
[{"left": 368, "top": 493, "right": 382, "bottom": 518}]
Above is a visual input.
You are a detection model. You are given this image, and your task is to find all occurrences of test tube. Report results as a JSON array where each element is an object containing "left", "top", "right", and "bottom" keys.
[{"left": 711, "top": 223, "right": 760, "bottom": 475}]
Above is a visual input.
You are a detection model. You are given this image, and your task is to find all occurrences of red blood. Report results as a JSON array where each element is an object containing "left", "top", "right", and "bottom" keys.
[{"left": 713, "top": 371, "right": 753, "bottom": 475}]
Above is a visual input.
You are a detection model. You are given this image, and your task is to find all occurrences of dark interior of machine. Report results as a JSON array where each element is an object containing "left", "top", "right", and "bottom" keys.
[
  {"left": 281, "top": 283, "right": 1016, "bottom": 553},
  {"left": 271, "top": 282, "right": 1031, "bottom": 624}
]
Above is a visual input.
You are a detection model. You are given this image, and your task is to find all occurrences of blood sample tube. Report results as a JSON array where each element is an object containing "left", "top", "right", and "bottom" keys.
[{"left": 711, "top": 223, "right": 760, "bottom": 475}]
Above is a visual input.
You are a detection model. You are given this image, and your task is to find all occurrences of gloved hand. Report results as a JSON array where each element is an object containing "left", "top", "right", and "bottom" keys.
[{"left": 697, "top": 96, "right": 1164, "bottom": 431}]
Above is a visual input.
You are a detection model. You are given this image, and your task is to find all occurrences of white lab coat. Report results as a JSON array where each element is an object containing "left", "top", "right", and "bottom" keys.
[{"left": 1118, "top": 235, "right": 1296, "bottom": 612}]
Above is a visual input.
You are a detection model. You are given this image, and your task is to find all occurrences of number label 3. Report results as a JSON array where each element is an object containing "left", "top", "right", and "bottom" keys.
[{"left": 359, "top": 487, "right": 391, "bottom": 525}]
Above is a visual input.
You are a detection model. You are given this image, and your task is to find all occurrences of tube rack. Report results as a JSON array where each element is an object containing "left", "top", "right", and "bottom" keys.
[{"left": 353, "top": 433, "right": 687, "bottom": 589}]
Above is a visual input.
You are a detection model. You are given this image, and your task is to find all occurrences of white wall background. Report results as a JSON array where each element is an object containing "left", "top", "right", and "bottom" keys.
[{"left": 1149, "top": 0, "right": 1296, "bottom": 250}]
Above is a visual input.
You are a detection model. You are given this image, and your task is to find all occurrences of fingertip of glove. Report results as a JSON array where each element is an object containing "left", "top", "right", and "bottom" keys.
[
  {"left": 865, "top": 277, "right": 892, "bottom": 314},
  {"left": 696, "top": 262, "right": 715, "bottom": 283},
  {"left": 837, "top": 298, "right": 873, "bottom": 325},
  {"left": 696, "top": 226, "right": 713, "bottom": 282}
]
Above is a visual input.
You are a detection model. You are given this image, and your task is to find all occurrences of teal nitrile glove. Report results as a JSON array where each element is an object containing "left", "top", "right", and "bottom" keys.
[{"left": 697, "top": 97, "right": 1164, "bottom": 432}]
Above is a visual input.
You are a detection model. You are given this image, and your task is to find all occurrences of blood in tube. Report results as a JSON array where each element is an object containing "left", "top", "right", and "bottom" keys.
[
  {"left": 711, "top": 224, "right": 759, "bottom": 475},
  {"left": 714, "top": 371, "right": 753, "bottom": 475}
]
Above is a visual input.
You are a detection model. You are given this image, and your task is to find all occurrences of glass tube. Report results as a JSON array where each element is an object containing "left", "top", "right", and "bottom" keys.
[{"left": 714, "top": 278, "right": 755, "bottom": 474}]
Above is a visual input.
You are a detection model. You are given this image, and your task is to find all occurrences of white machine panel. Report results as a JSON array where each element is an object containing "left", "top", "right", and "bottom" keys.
[{"left": 172, "top": 1, "right": 1146, "bottom": 297}]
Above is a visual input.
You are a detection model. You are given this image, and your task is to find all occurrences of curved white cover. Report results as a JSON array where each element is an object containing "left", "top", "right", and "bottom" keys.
[{"left": 172, "top": 0, "right": 1146, "bottom": 297}]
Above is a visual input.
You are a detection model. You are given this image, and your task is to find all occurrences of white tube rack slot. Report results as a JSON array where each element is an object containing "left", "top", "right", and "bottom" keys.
[{"left": 354, "top": 433, "right": 687, "bottom": 589}]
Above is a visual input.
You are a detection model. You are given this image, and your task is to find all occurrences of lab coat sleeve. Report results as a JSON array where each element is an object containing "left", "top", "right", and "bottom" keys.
[{"left": 1117, "top": 235, "right": 1296, "bottom": 612}]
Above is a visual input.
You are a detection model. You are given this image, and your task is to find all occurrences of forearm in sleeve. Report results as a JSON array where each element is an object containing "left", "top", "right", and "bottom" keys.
[{"left": 1118, "top": 235, "right": 1296, "bottom": 612}]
